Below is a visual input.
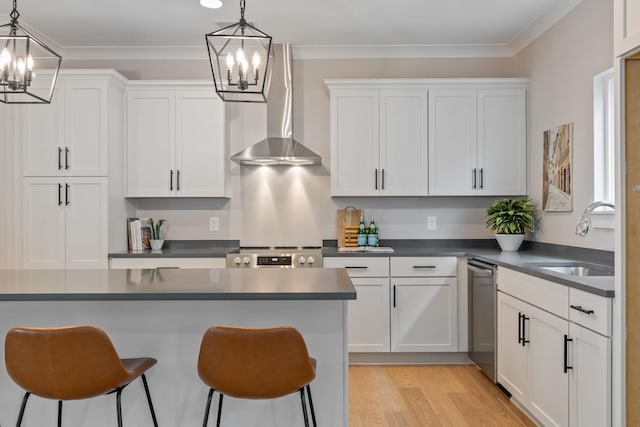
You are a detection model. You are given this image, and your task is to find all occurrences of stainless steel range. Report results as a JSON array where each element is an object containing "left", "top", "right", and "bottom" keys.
[{"left": 226, "top": 247, "right": 323, "bottom": 268}]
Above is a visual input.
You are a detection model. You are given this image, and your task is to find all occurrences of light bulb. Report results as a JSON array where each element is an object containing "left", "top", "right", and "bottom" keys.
[
  {"left": 236, "top": 48, "right": 245, "bottom": 64},
  {"left": 26, "top": 54, "right": 33, "bottom": 70},
  {"left": 226, "top": 52, "right": 234, "bottom": 70},
  {"left": 252, "top": 51, "right": 260, "bottom": 69},
  {"left": 17, "top": 57, "right": 25, "bottom": 75},
  {"left": 1, "top": 48, "right": 10, "bottom": 64},
  {"left": 241, "top": 60, "right": 248, "bottom": 76}
]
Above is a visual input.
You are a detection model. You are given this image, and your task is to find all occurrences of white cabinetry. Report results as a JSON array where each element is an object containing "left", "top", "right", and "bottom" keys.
[
  {"left": 109, "top": 257, "right": 226, "bottom": 269},
  {"left": 327, "top": 83, "right": 428, "bottom": 196},
  {"left": 22, "top": 177, "right": 108, "bottom": 269},
  {"left": 428, "top": 87, "right": 527, "bottom": 196},
  {"left": 20, "top": 70, "right": 126, "bottom": 269},
  {"left": 126, "top": 83, "right": 226, "bottom": 197},
  {"left": 22, "top": 78, "right": 110, "bottom": 177},
  {"left": 615, "top": 0, "right": 640, "bottom": 57},
  {"left": 324, "top": 256, "right": 458, "bottom": 353},
  {"left": 390, "top": 257, "right": 458, "bottom": 352},
  {"left": 323, "top": 257, "right": 390, "bottom": 352},
  {"left": 497, "top": 267, "right": 612, "bottom": 427}
]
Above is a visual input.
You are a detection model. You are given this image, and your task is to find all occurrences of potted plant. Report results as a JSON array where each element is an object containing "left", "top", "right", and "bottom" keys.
[
  {"left": 149, "top": 219, "right": 166, "bottom": 250},
  {"left": 486, "top": 198, "right": 537, "bottom": 251}
]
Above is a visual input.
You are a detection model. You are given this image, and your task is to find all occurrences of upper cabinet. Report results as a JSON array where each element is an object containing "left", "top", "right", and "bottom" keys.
[
  {"left": 326, "top": 79, "right": 528, "bottom": 197},
  {"left": 328, "top": 84, "right": 428, "bottom": 196},
  {"left": 22, "top": 77, "right": 113, "bottom": 177},
  {"left": 428, "top": 87, "right": 527, "bottom": 196},
  {"left": 615, "top": 0, "right": 640, "bottom": 57},
  {"left": 125, "top": 83, "right": 227, "bottom": 198}
]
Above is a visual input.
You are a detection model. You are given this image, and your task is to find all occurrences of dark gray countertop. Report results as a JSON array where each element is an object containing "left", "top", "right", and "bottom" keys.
[
  {"left": 109, "top": 240, "right": 239, "bottom": 258},
  {"left": 0, "top": 269, "right": 356, "bottom": 301}
]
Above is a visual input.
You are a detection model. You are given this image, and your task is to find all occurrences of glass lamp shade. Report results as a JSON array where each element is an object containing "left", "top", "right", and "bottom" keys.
[
  {"left": 0, "top": 23, "right": 61, "bottom": 104},
  {"left": 205, "top": 21, "right": 273, "bottom": 103}
]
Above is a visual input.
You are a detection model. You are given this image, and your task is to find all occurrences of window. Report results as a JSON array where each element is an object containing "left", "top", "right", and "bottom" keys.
[{"left": 593, "top": 68, "right": 615, "bottom": 217}]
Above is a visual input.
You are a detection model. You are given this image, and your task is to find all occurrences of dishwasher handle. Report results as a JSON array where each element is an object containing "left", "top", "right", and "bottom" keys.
[{"left": 468, "top": 259, "right": 496, "bottom": 275}]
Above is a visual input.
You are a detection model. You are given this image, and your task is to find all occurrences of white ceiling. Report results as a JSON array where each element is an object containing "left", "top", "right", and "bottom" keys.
[{"left": 0, "top": 0, "right": 583, "bottom": 60}]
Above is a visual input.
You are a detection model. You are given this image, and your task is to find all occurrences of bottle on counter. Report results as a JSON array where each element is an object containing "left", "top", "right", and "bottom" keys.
[
  {"left": 367, "top": 216, "right": 378, "bottom": 247},
  {"left": 357, "top": 214, "right": 368, "bottom": 247}
]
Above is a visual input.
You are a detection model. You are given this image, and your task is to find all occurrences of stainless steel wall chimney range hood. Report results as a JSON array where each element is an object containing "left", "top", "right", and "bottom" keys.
[{"left": 230, "top": 44, "right": 322, "bottom": 166}]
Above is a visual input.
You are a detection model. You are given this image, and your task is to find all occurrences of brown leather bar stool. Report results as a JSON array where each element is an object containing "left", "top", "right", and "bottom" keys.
[
  {"left": 5, "top": 325, "right": 159, "bottom": 427},
  {"left": 197, "top": 326, "right": 318, "bottom": 427}
]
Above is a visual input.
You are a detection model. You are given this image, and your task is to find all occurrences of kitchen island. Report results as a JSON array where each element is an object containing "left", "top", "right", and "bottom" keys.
[{"left": 0, "top": 268, "right": 356, "bottom": 427}]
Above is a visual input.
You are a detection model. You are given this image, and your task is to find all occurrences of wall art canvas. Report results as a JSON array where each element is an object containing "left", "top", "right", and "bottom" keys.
[{"left": 543, "top": 122, "right": 573, "bottom": 211}]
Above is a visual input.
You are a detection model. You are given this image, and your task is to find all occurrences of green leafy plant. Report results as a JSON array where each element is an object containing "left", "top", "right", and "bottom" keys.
[
  {"left": 486, "top": 198, "right": 537, "bottom": 234},
  {"left": 149, "top": 219, "right": 166, "bottom": 240}
]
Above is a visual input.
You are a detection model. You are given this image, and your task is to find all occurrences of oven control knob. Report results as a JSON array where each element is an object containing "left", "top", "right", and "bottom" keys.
[
  {"left": 242, "top": 256, "right": 250, "bottom": 265},
  {"left": 233, "top": 256, "right": 241, "bottom": 265},
  {"left": 308, "top": 256, "right": 315, "bottom": 265},
  {"left": 299, "top": 256, "right": 306, "bottom": 265}
]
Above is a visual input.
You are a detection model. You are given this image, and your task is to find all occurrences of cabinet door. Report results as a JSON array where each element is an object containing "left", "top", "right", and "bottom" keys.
[
  {"left": 348, "top": 277, "right": 390, "bottom": 352},
  {"left": 22, "top": 178, "right": 66, "bottom": 269},
  {"left": 477, "top": 89, "right": 527, "bottom": 196},
  {"left": 379, "top": 89, "right": 428, "bottom": 195},
  {"left": 497, "top": 292, "right": 528, "bottom": 403},
  {"left": 569, "top": 323, "right": 611, "bottom": 427},
  {"left": 22, "top": 84, "right": 65, "bottom": 177},
  {"left": 391, "top": 277, "right": 457, "bottom": 352},
  {"left": 615, "top": 0, "right": 640, "bottom": 57},
  {"left": 428, "top": 89, "right": 477, "bottom": 195},
  {"left": 64, "top": 80, "right": 109, "bottom": 177},
  {"left": 175, "top": 91, "right": 226, "bottom": 197},
  {"left": 126, "top": 90, "right": 175, "bottom": 197},
  {"left": 65, "top": 177, "right": 108, "bottom": 269},
  {"left": 528, "top": 304, "right": 569, "bottom": 427},
  {"left": 330, "top": 89, "right": 380, "bottom": 196}
]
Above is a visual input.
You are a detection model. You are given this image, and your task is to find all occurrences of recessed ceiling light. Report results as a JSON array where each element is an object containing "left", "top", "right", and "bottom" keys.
[{"left": 201, "top": 0, "right": 223, "bottom": 9}]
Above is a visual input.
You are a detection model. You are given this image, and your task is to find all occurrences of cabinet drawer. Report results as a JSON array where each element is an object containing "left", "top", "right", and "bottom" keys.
[
  {"left": 390, "top": 257, "right": 457, "bottom": 277},
  {"left": 109, "top": 257, "right": 226, "bottom": 269},
  {"left": 323, "top": 257, "right": 389, "bottom": 277},
  {"left": 497, "top": 267, "right": 569, "bottom": 319},
  {"left": 569, "top": 288, "right": 612, "bottom": 336}
]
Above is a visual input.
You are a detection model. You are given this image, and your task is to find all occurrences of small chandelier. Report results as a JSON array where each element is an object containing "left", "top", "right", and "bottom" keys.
[
  {"left": 0, "top": 0, "right": 62, "bottom": 104},
  {"left": 205, "top": 0, "right": 273, "bottom": 103}
]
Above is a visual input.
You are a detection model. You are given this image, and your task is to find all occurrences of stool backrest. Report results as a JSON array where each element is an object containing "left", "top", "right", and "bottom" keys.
[
  {"left": 5, "top": 325, "right": 129, "bottom": 400},
  {"left": 198, "top": 326, "right": 315, "bottom": 399}
]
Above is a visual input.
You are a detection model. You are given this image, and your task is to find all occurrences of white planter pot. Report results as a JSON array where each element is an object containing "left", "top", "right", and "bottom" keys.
[
  {"left": 494, "top": 234, "right": 524, "bottom": 251},
  {"left": 150, "top": 239, "right": 165, "bottom": 250}
]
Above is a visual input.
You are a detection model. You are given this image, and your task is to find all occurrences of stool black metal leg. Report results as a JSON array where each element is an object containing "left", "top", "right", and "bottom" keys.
[
  {"left": 215, "top": 393, "right": 224, "bottom": 427},
  {"left": 299, "top": 388, "right": 310, "bottom": 427},
  {"left": 141, "top": 374, "right": 159, "bottom": 427},
  {"left": 116, "top": 387, "right": 124, "bottom": 427},
  {"left": 15, "top": 391, "right": 30, "bottom": 427},
  {"left": 202, "top": 388, "right": 214, "bottom": 427},
  {"left": 57, "top": 400, "right": 63, "bottom": 427},
  {"left": 306, "top": 385, "right": 317, "bottom": 427}
]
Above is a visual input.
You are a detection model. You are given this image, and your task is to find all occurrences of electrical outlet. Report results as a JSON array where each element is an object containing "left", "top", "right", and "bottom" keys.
[
  {"left": 427, "top": 216, "right": 437, "bottom": 230},
  {"left": 209, "top": 217, "right": 220, "bottom": 232}
]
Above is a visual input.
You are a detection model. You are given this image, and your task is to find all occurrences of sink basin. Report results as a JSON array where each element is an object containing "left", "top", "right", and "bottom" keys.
[{"left": 528, "top": 262, "right": 614, "bottom": 277}]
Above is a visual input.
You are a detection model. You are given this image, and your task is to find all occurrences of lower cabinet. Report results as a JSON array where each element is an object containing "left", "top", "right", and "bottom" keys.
[
  {"left": 22, "top": 177, "right": 108, "bottom": 269},
  {"left": 109, "top": 257, "right": 226, "bottom": 269},
  {"left": 324, "top": 256, "right": 458, "bottom": 353},
  {"left": 497, "top": 267, "right": 611, "bottom": 427}
]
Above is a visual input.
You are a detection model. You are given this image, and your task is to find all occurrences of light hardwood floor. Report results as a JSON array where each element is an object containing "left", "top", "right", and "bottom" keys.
[{"left": 349, "top": 365, "right": 536, "bottom": 427}]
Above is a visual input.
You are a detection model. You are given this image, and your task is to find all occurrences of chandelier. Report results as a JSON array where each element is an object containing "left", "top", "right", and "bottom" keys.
[
  {"left": 0, "top": 0, "right": 62, "bottom": 104},
  {"left": 205, "top": 0, "right": 273, "bottom": 102}
]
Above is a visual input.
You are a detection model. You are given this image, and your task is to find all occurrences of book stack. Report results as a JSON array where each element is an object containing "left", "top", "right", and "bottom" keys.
[{"left": 127, "top": 218, "right": 152, "bottom": 251}]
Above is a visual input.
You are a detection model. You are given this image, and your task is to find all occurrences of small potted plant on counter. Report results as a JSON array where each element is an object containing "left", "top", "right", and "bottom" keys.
[
  {"left": 149, "top": 219, "right": 166, "bottom": 250},
  {"left": 486, "top": 198, "right": 537, "bottom": 251}
]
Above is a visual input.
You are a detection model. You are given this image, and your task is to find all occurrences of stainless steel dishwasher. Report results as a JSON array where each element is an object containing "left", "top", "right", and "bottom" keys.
[{"left": 468, "top": 258, "right": 498, "bottom": 382}]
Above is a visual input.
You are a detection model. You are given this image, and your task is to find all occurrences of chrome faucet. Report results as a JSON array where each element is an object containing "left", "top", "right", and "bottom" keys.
[{"left": 575, "top": 201, "right": 615, "bottom": 235}]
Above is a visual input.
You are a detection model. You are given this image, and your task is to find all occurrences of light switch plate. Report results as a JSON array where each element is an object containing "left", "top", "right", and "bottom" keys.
[
  {"left": 427, "top": 216, "right": 437, "bottom": 230},
  {"left": 209, "top": 217, "right": 220, "bottom": 232}
]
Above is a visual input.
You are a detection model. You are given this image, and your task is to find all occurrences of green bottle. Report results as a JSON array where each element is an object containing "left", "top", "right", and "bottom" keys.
[
  {"left": 357, "top": 215, "right": 367, "bottom": 247},
  {"left": 367, "top": 216, "right": 378, "bottom": 247}
]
